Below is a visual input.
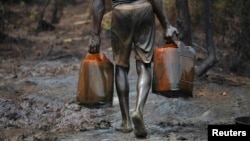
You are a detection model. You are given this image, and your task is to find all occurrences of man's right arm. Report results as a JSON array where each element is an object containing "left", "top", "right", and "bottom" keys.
[{"left": 88, "top": 0, "right": 105, "bottom": 54}]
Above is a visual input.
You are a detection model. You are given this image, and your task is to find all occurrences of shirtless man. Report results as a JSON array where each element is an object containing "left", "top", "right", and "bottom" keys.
[{"left": 88, "top": 0, "right": 178, "bottom": 138}]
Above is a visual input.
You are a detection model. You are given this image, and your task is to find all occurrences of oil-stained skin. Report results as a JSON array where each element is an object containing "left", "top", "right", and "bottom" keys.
[{"left": 89, "top": 0, "right": 178, "bottom": 138}]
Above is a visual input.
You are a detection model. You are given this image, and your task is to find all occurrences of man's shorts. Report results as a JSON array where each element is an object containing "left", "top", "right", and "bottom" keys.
[{"left": 111, "top": 1, "right": 155, "bottom": 68}]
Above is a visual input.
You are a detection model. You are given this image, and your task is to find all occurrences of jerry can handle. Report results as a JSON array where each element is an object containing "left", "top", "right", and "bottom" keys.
[{"left": 164, "top": 31, "right": 179, "bottom": 44}]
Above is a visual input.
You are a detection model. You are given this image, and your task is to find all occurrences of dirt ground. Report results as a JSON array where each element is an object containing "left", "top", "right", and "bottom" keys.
[{"left": 0, "top": 1, "right": 250, "bottom": 141}]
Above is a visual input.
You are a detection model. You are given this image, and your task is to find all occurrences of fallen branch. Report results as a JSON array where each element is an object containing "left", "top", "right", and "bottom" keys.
[{"left": 207, "top": 71, "right": 250, "bottom": 86}]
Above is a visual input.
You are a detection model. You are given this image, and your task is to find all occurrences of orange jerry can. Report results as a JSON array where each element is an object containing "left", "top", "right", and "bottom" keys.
[
  {"left": 77, "top": 53, "right": 114, "bottom": 108},
  {"left": 152, "top": 41, "right": 195, "bottom": 98},
  {"left": 178, "top": 41, "right": 196, "bottom": 96}
]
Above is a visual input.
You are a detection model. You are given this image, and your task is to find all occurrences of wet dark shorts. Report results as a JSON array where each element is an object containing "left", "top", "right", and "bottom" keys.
[{"left": 111, "top": 1, "right": 155, "bottom": 67}]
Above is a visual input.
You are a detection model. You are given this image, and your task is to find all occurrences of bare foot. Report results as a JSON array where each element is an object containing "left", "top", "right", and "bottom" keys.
[
  {"left": 115, "top": 123, "right": 133, "bottom": 133},
  {"left": 132, "top": 111, "right": 147, "bottom": 138}
]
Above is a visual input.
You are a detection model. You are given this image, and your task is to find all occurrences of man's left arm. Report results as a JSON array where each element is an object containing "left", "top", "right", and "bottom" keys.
[{"left": 149, "top": 0, "right": 178, "bottom": 40}]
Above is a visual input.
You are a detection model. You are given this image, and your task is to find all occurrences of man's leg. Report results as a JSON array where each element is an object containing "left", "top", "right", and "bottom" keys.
[
  {"left": 132, "top": 60, "right": 151, "bottom": 138},
  {"left": 115, "top": 65, "right": 133, "bottom": 133}
]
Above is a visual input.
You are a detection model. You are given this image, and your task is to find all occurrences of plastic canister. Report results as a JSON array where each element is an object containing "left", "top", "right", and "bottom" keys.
[
  {"left": 177, "top": 41, "right": 195, "bottom": 95},
  {"left": 152, "top": 42, "right": 181, "bottom": 93},
  {"left": 77, "top": 53, "right": 114, "bottom": 108},
  {"left": 152, "top": 41, "right": 195, "bottom": 98}
]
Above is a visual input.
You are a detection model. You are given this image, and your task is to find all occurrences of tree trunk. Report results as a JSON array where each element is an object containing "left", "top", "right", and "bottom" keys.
[
  {"left": 43, "top": 0, "right": 63, "bottom": 24},
  {"left": 105, "top": 0, "right": 112, "bottom": 13},
  {"left": 196, "top": 0, "right": 218, "bottom": 77},
  {"left": 35, "top": 0, "right": 50, "bottom": 34},
  {"left": 175, "top": 0, "right": 192, "bottom": 46},
  {"left": 229, "top": 1, "right": 249, "bottom": 72}
]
